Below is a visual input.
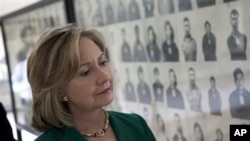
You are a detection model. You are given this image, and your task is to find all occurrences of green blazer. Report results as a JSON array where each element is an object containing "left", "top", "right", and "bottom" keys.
[{"left": 35, "top": 111, "right": 156, "bottom": 141}]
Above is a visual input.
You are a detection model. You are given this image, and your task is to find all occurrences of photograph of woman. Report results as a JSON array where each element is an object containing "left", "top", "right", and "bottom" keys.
[
  {"left": 27, "top": 24, "right": 156, "bottom": 141},
  {"left": 162, "top": 20, "right": 179, "bottom": 62},
  {"left": 146, "top": 26, "right": 161, "bottom": 62}
]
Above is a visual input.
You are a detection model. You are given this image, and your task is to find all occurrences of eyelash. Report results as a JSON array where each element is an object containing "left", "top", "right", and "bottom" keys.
[
  {"left": 99, "top": 60, "right": 109, "bottom": 66},
  {"left": 80, "top": 60, "right": 109, "bottom": 77}
]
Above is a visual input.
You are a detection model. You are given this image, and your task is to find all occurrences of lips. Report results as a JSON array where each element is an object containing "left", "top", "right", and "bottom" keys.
[{"left": 97, "top": 82, "right": 112, "bottom": 95}]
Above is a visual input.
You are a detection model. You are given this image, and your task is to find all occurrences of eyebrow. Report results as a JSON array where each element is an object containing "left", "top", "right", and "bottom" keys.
[{"left": 80, "top": 53, "right": 105, "bottom": 67}]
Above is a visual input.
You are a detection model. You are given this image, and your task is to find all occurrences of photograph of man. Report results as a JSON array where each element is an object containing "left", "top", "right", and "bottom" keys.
[
  {"left": 178, "top": 0, "right": 192, "bottom": 12},
  {"left": 92, "top": 0, "right": 104, "bottom": 26},
  {"left": 137, "top": 66, "right": 151, "bottom": 104},
  {"left": 173, "top": 113, "right": 187, "bottom": 141},
  {"left": 187, "top": 68, "right": 202, "bottom": 112},
  {"left": 133, "top": 25, "right": 147, "bottom": 62},
  {"left": 208, "top": 76, "right": 222, "bottom": 116},
  {"left": 152, "top": 67, "right": 164, "bottom": 103},
  {"left": 117, "top": 0, "right": 128, "bottom": 22},
  {"left": 143, "top": 0, "right": 154, "bottom": 18},
  {"left": 120, "top": 28, "right": 132, "bottom": 62},
  {"left": 155, "top": 113, "right": 170, "bottom": 141},
  {"left": 193, "top": 122, "right": 204, "bottom": 141},
  {"left": 229, "top": 68, "right": 250, "bottom": 120},
  {"left": 146, "top": 26, "right": 161, "bottom": 62},
  {"left": 157, "top": 0, "right": 174, "bottom": 15},
  {"left": 105, "top": 0, "right": 115, "bottom": 25},
  {"left": 197, "top": 0, "right": 215, "bottom": 8},
  {"left": 227, "top": 9, "right": 247, "bottom": 60},
  {"left": 124, "top": 68, "right": 136, "bottom": 102},
  {"left": 162, "top": 20, "right": 179, "bottom": 61},
  {"left": 128, "top": 0, "right": 141, "bottom": 21},
  {"left": 166, "top": 69, "right": 185, "bottom": 110},
  {"left": 202, "top": 21, "right": 217, "bottom": 61},
  {"left": 214, "top": 128, "right": 223, "bottom": 141},
  {"left": 182, "top": 17, "right": 197, "bottom": 61}
]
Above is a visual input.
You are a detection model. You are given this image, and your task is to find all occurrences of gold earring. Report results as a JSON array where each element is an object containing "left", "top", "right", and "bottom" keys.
[{"left": 62, "top": 96, "right": 68, "bottom": 102}]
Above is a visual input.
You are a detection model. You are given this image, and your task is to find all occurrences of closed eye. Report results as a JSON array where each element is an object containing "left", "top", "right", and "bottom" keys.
[
  {"left": 99, "top": 60, "right": 109, "bottom": 67},
  {"left": 80, "top": 70, "right": 90, "bottom": 77}
]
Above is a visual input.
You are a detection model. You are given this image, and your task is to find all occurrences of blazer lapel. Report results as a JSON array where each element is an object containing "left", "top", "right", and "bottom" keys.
[{"left": 109, "top": 113, "right": 134, "bottom": 141}]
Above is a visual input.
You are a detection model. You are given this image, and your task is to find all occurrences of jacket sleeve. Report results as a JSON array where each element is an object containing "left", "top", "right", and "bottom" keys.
[{"left": 135, "top": 114, "right": 156, "bottom": 141}]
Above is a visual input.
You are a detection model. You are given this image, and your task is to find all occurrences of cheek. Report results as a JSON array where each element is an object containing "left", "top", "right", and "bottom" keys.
[{"left": 66, "top": 80, "right": 96, "bottom": 101}]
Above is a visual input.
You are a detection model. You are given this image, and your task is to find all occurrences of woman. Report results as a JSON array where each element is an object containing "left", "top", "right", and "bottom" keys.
[
  {"left": 146, "top": 26, "right": 161, "bottom": 62},
  {"left": 193, "top": 122, "right": 204, "bottom": 141},
  {"left": 162, "top": 20, "right": 179, "bottom": 61},
  {"left": 27, "top": 24, "right": 156, "bottom": 141},
  {"left": 215, "top": 128, "right": 223, "bottom": 141},
  {"left": 155, "top": 113, "right": 170, "bottom": 141}
]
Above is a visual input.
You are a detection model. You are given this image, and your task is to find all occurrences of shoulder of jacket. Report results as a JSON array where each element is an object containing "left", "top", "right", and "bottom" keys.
[
  {"left": 108, "top": 111, "right": 143, "bottom": 123},
  {"left": 35, "top": 127, "right": 66, "bottom": 141}
]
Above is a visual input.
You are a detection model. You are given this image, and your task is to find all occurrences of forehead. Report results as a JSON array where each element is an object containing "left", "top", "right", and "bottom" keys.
[{"left": 78, "top": 37, "right": 102, "bottom": 60}]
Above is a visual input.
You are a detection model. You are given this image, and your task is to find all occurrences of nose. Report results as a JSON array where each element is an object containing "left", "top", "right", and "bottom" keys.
[{"left": 96, "top": 67, "right": 111, "bottom": 85}]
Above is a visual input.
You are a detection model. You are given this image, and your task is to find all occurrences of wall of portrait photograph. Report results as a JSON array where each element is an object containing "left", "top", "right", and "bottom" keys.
[
  {"left": 74, "top": 0, "right": 250, "bottom": 141},
  {"left": 2, "top": 0, "right": 67, "bottom": 130}
]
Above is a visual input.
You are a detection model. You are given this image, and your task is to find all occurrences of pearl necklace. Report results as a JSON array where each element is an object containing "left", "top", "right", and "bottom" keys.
[{"left": 81, "top": 111, "right": 109, "bottom": 137}]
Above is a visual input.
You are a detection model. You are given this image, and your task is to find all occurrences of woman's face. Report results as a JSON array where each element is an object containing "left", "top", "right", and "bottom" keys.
[{"left": 65, "top": 37, "right": 113, "bottom": 112}]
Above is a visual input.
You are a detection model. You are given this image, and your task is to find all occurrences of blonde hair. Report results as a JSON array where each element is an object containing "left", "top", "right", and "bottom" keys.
[{"left": 27, "top": 24, "right": 105, "bottom": 132}]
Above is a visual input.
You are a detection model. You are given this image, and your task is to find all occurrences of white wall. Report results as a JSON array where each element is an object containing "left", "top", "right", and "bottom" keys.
[{"left": 0, "top": 0, "right": 41, "bottom": 17}]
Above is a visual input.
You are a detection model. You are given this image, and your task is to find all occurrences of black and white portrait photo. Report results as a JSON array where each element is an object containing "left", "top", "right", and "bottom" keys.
[
  {"left": 137, "top": 66, "right": 152, "bottom": 104},
  {"left": 152, "top": 67, "right": 164, "bottom": 103},
  {"left": 172, "top": 113, "right": 188, "bottom": 141},
  {"left": 143, "top": 0, "right": 154, "bottom": 18},
  {"left": 120, "top": 28, "right": 133, "bottom": 62},
  {"left": 146, "top": 26, "right": 161, "bottom": 62},
  {"left": 166, "top": 69, "right": 185, "bottom": 110},
  {"left": 105, "top": 0, "right": 115, "bottom": 25},
  {"left": 182, "top": 17, "right": 197, "bottom": 62},
  {"left": 157, "top": 0, "right": 174, "bottom": 15},
  {"left": 117, "top": 0, "right": 128, "bottom": 22},
  {"left": 92, "top": 0, "right": 104, "bottom": 26},
  {"left": 133, "top": 25, "right": 147, "bottom": 62},
  {"left": 128, "top": 0, "right": 141, "bottom": 21},
  {"left": 155, "top": 113, "right": 170, "bottom": 141},
  {"left": 227, "top": 9, "right": 247, "bottom": 60},
  {"left": 124, "top": 68, "right": 136, "bottom": 102},
  {"left": 214, "top": 128, "right": 223, "bottom": 141},
  {"left": 208, "top": 76, "right": 222, "bottom": 116},
  {"left": 193, "top": 122, "right": 205, "bottom": 141},
  {"left": 162, "top": 20, "right": 179, "bottom": 62},
  {"left": 229, "top": 68, "right": 250, "bottom": 120},
  {"left": 186, "top": 68, "right": 202, "bottom": 112},
  {"left": 202, "top": 21, "right": 217, "bottom": 61}
]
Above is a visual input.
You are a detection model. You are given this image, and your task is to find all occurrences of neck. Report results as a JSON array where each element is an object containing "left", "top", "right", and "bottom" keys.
[
  {"left": 72, "top": 108, "right": 106, "bottom": 133},
  {"left": 233, "top": 29, "right": 239, "bottom": 36}
]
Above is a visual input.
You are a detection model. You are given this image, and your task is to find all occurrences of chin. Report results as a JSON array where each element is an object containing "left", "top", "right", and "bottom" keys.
[{"left": 100, "top": 93, "right": 114, "bottom": 107}]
